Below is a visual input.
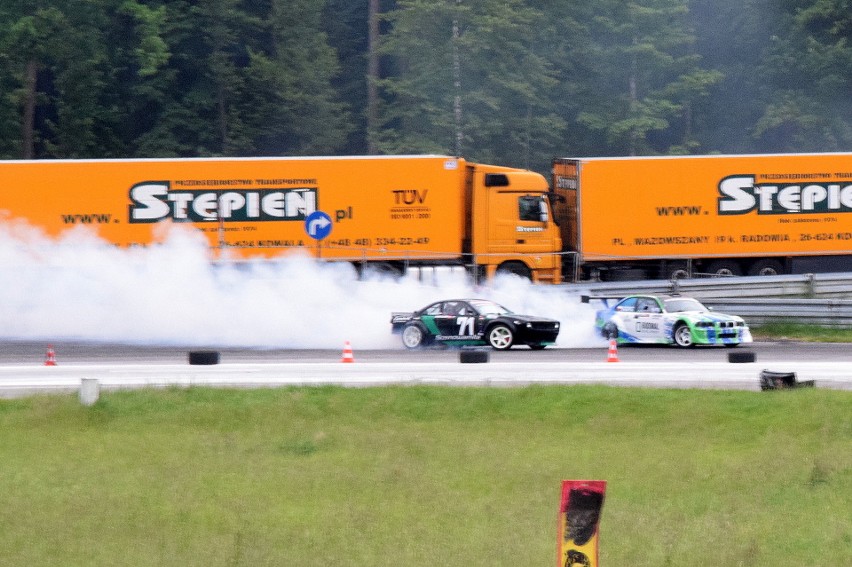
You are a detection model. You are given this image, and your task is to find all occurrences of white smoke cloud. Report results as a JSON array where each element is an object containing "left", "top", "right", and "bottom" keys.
[{"left": 0, "top": 223, "right": 601, "bottom": 349}]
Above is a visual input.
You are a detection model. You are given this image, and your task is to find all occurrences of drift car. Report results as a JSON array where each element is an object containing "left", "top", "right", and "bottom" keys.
[
  {"left": 585, "top": 294, "right": 752, "bottom": 347},
  {"left": 391, "top": 299, "right": 560, "bottom": 350}
]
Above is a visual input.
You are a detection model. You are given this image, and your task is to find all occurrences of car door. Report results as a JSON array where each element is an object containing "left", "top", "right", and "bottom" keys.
[
  {"left": 633, "top": 297, "right": 665, "bottom": 340},
  {"left": 433, "top": 301, "right": 473, "bottom": 340},
  {"left": 418, "top": 302, "right": 444, "bottom": 341},
  {"left": 611, "top": 297, "right": 638, "bottom": 337},
  {"left": 455, "top": 302, "right": 481, "bottom": 339}
]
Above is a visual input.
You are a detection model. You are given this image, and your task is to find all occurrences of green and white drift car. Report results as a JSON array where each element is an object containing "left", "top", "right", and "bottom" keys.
[{"left": 587, "top": 294, "right": 752, "bottom": 348}]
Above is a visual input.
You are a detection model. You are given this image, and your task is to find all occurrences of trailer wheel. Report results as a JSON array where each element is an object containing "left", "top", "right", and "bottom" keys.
[
  {"left": 706, "top": 260, "right": 742, "bottom": 277},
  {"left": 496, "top": 261, "right": 531, "bottom": 280},
  {"left": 358, "top": 262, "right": 403, "bottom": 280},
  {"left": 747, "top": 259, "right": 783, "bottom": 277},
  {"left": 665, "top": 262, "right": 691, "bottom": 280}
]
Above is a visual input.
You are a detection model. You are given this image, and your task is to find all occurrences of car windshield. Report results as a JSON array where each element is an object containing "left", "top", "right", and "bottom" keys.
[
  {"left": 664, "top": 298, "right": 707, "bottom": 313},
  {"left": 469, "top": 300, "right": 511, "bottom": 315}
]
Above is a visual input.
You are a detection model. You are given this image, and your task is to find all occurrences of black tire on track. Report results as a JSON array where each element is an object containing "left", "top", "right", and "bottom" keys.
[
  {"left": 728, "top": 351, "right": 756, "bottom": 363},
  {"left": 188, "top": 351, "right": 221, "bottom": 365},
  {"left": 459, "top": 350, "right": 489, "bottom": 363}
]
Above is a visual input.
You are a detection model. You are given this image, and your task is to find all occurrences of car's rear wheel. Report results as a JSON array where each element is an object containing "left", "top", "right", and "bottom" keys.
[
  {"left": 402, "top": 323, "right": 427, "bottom": 349},
  {"left": 673, "top": 323, "right": 694, "bottom": 347},
  {"left": 487, "top": 324, "right": 514, "bottom": 350},
  {"left": 602, "top": 322, "right": 618, "bottom": 340}
]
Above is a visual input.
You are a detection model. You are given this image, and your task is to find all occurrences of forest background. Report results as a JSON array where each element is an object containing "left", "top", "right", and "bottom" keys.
[{"left": 1, "top": 0, "right": 849, "bottom": 176}]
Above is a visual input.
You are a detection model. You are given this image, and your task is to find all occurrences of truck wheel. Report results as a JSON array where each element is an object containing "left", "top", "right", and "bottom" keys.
[
  {"left": 665, "top": 263, "right": 690, "bottom": 280},
  {"left": 672, "top": 323, "right": 694, "bottom": 347},
  {"left": 401, "top": 323, "right": 428, "bottom": 349},
  {"left": 706, "top": 260, "right": 742, "bottom": 277},
  {"left": 747, "top": 259, "right": 783, "bottom": 276},
  {"left": 496, "top": 261, "right": 531, "bottom": 280},
  {"left": 487, "top": 324, "right": 514, "bottom": 350}
]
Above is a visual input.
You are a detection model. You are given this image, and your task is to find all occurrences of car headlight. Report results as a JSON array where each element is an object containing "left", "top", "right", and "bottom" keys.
[{"left": 695, "top": 321, "right": 712, "bottom": 328}]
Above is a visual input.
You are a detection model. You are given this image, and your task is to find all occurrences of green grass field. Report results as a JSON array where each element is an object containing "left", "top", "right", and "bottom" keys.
[
  {"left": 752, "top": 323, "right": 852, "bottom": 342},
  {"left": 1, "top": 385, "right": 850, "bottom": 566}
]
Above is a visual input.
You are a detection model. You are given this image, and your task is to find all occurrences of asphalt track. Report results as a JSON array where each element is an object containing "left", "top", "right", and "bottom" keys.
[{"left": 0, "top": 341, "right": 850, "bottom": 397}]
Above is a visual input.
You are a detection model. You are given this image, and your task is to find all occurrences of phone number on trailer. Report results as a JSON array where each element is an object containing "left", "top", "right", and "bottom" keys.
[{"left": 326, "top": 237, "right": 431, "bottom": 247}]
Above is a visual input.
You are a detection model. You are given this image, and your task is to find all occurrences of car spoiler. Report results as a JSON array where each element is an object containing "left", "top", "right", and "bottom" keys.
[
  {"left": 580, "top": 295, "right": 624, "bottom": 308},
  {"left": 390, "top": 312, "right": 414, "bottom": 332}
]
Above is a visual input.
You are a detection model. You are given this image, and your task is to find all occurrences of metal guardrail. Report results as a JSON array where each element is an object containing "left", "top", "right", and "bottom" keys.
[
  {"left": 557, "top": 272, "right": 852, "bottom": 326},
  {"left": 701, "top": 298, "right": 852, "bottom": 326}
]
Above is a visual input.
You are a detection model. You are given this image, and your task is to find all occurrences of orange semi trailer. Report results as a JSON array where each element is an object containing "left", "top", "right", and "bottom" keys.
[
  {"left": 0, "top": 155, "right": 563, "bottom": 282},
  {"left": 552, "top": 153, "right": 852, "bottom": 281}
]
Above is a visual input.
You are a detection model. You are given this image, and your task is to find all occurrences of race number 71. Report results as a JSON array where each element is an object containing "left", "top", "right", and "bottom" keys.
[{"left": 457, "top": 316, "right": 474, "bottom": 336}]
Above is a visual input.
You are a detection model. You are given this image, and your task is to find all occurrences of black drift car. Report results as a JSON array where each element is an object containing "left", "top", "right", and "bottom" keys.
[{"left": 390, "top": 299, "right": 560, "bottom": 350}]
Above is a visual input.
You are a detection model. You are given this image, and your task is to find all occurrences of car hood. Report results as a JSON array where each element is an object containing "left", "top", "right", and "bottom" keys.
[{"left": 676, "top": 310, "right": 745, "bottom": 323}]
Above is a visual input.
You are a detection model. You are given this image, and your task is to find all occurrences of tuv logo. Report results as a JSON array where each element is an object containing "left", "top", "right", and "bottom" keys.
[{"left": 392, "top": 189, "right": 428, "bottom": 205}]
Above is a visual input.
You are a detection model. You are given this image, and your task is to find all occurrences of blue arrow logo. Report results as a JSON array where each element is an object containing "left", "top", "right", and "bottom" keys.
[{"left": 305, "top": 211, "right": 333, "bottom": 240}]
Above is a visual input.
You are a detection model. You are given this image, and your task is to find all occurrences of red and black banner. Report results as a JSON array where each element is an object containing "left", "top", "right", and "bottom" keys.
[{"left": 557, "top": 480, "right": 606, "bottom": 567}]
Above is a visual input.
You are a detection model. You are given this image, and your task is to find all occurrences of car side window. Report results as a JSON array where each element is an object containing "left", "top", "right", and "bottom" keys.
[
  {"left": 442, "top": 301, "right": 464, "bottom": 316},
  {"left": 617, "top": 297, "right": 637, "bottom": 312},
  {"left": 637, "top": 298, "right": 660, "bottom": 313},
  {"left": 425, "top": 304, "right": 442, "bottom": 315}
]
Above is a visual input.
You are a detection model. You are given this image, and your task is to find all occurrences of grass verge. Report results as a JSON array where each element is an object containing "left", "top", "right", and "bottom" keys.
[
  {"left": 752, "top": 323, "right": 852, "bottom": 342},
  {"left": 1, "top": 385, "right": 850, "bottom": 566}
]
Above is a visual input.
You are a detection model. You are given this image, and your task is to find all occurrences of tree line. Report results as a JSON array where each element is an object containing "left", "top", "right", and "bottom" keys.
[{"left": 1, "top": 0, "right": 849, "bottom": 175}]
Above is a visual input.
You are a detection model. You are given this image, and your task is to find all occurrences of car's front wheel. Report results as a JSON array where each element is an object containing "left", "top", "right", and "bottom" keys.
[
  {"left": 487, "top": 324, "right": 514, "bottom": 350},
  {"left": 673, "top": 323, "right": 694, "bottom": 347},
  {"left": 401, "top": 323, "right": 427, "bottom": 349}
]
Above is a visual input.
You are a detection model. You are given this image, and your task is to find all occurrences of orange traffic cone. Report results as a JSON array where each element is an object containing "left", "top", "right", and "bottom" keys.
[
  {"left": 44, "top": 345, "right": 58, "bottom": 366},
  {"left": 606, "top": 339, "right": 619, "bottom": 363},
  {"left": 341, "top": 341, "right": 355, "bottom": 363}
]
